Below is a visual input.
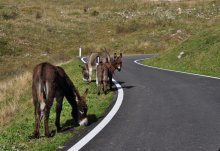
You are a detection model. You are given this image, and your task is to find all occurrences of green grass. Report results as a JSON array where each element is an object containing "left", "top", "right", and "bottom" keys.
[
  {"left": 142, "top": 24, "right": 220, "bottom": 77},
  {"left": 0, "top": 59, "right": 113, "bottom": 151}
]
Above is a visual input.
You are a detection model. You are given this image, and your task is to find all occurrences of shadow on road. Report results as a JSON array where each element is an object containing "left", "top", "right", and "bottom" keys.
[
  {"left": 111, "top": 81, "right": 135, "bottom": 91},
  {"left": 59, "top": 114, "right": 99, "bottom": 133}
]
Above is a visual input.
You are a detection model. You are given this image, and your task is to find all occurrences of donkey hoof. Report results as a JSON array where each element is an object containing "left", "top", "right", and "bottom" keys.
[
  {"left": 45, "top": 130, "right": 56, "bottom": 138},
  {"left": 57, "top": 127, "right": 62, "bottom": 133},
  {"left": 50, "top": 130, "right": 56, "bottom": 137},
  {"left": 30, "top": 132, "right": 40, "bottom": 139}
]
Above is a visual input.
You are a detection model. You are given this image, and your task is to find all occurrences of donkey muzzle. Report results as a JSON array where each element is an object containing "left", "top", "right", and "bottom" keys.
[{"left": 79, "top": 118, "right": 88, "bottom": 126}]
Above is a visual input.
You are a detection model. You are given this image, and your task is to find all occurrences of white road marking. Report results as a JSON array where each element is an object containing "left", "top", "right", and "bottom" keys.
[
  {"left": 134, "top": 58, "right": 220, "bottom": 80},
  {"left": 67, "top": 57, "right": 124, "bottom": 151}
]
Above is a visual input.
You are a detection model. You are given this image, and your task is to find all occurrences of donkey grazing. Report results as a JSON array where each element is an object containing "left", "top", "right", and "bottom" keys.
[
  {"left": 80, "top": 51, "right": 122, "bottom": 84},
  {"left": 32, "top": 62, "right": 88, "bottom": 138},
  {"left": 80, "top": 50, "right": 111, "bottom": 82}
]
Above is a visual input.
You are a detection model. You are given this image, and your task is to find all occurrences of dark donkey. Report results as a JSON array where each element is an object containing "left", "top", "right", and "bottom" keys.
[
  {"left": 108, "top": 53, "right": 123, "bottom": 89},
  {"left": 96, "top": 58, "right": 113, "bottom": 95},
  {"left": 32, "top": 62, "right": 88, "bottom": 138}
]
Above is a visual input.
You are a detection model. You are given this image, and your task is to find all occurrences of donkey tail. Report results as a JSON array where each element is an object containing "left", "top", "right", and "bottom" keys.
[
  {"left": 38, "top": 64, "right": 48, "bottom": 121},
  {"left": 38, "top": 79, "right": 47, "bottom": 121}
]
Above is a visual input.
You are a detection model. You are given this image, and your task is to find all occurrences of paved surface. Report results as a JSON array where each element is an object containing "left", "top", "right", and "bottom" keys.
[{"left": 65, "top": 55, "right": 220, "bottom": 151}]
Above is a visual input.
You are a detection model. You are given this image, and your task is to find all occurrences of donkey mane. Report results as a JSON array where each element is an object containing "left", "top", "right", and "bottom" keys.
[{"left": 56, "top": 66, "right": 83, "bottom": 102}]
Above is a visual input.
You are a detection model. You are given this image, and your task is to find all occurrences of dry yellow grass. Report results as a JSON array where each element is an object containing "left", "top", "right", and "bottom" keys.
[{"left": 0, "top": 72, "right": 32, "bottom": 126}]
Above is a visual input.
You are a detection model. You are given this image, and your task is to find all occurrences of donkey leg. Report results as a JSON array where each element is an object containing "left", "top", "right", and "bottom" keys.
[
  {"left": 89, "top": 68, "right": 92, "bottom": 82},
  {"left": 103, "top": 69, "right": 108, "bottom": 95},
  {"left": 108, "top": 73, "right": 113, "bottom": 90},
  {"left": 103, "top": 80, "right": 107, "bottom": 95},
  {"left": 72, "top": 102, "right": 79, "bottom": 126},
  {"left": 66, "top": 98, "right": 79, "bottom": 126},
  {"left": 44, "top": 105, "right": 53, "bottom": 137},
  {"left": 98, "top": 82, "right": 101, "bottom": 95},
  {"left": 55, "top": 96, "right": 64, "bottom": 132},
  {"left": 33, "top": 101, "right": 40, "bottom": 138}
]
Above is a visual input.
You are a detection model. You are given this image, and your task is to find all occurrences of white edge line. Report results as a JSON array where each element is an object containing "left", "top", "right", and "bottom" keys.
[
  {"left": 134, "top": 58, "right": 220, "bottom": 80},
  {"left": 68, "top": 57, "right": 124, "bottom": 151}
]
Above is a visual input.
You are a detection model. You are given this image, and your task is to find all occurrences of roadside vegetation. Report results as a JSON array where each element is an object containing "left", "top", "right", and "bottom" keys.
[
  {"left": 141, "top": 1, "right": 220, "bottom": 77},
  {"left": 142, "top": 24, "right": 220, "bottom": 77},
  {"left": 1, "top": 0, "right": 220, "bottom": 150},
  {"left": 0, "top": 59, "right": 113, "bottom": 151}
]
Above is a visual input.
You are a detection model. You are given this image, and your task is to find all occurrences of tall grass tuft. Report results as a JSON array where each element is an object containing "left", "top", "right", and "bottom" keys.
[{"left": 0, "top": 72, "right": 32, "bottom": 126}]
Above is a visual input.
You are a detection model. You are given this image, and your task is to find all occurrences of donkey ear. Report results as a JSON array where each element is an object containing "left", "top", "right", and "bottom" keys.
[
  {"left": 120, "top": 53, "right": 122, "bottom": 58},
  {"left": 114, "top": 53, "right": 117, "bottom": 59}
]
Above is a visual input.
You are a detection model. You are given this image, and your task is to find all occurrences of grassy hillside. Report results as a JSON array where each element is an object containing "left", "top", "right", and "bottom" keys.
[
  {"left": 1, "top": 0, "right": 220, "bottom": 150},
  {"left": 0, "top": 0, "right": 220, "bottom": 80},
  {"left": 142, "top": 24, "right": 220, "bottom": 77},
  {"left": 0, "top": 59, "right": 113, "bottom": 151}
]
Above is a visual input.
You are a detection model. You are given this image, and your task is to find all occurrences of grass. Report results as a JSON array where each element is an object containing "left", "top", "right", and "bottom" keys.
[
  {"left": 0, "top": 0, "right": 220, "bottom": 80},
  {"left": 1, "top": 0, "right": 220, "bottom": 150},
  {"left": 142, "top": 24, "right": 220, "bottom": 77},
  {"left": 0, "top": 59, "right": 113, "bottom": 151},
  {"left": 0, "top": 72, "right": 31, "bottom": 126}
]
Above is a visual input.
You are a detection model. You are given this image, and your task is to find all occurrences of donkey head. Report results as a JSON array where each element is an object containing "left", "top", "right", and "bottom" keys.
[
  {"left": 76, "top": 88, "right": 89, "bottom": 126},
  {"left": 79, "top": 64, "right": 89, "bottom": 82},
  {"left": 113, "top": 53, "right": 123, "bottom": 71}
]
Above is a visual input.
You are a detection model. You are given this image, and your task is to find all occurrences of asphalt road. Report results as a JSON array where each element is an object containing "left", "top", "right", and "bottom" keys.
[{"left": 66, "top": 55, "right": 220, "bottom": 151}]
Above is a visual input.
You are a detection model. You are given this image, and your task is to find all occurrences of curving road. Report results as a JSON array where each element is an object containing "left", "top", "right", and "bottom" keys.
[{"left": 64, "top": 55, "right": 220, "bottom": 151}]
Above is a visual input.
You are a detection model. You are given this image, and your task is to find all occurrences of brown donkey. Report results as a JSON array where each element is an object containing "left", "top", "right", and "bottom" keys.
[
  {"left": 96, "top": 53, "right": 123, "bottom": 95},
  {"left": 32, "top": 62, "right": 88, "bottom": 138},
  {"left": 81, "top": 52, "right": 122, "bottom": 86},
  {"left": 80, "top": 49, "right": 111, "bottom": 82},
  {"left": 108, "top": 53, "right": 123, "bottom": 90},
  {"left": 96, "top": 59, "right": 113, "bottom": 95}
]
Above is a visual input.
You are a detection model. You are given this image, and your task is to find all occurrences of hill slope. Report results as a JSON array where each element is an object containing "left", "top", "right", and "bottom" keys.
[
  {"left": 0, "top": 0, "right": 220, "bottom": 80},
  {"left": 142, "top": 24, "right": 220, "bottom": 77}
]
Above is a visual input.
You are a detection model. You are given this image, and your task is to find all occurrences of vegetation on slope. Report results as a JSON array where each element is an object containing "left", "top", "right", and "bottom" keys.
[
  {"left": 142, "top": 23, "right": 220, "bottom": 77},
  {"left": 0, "top": 0, "right": 220, "bottom": 80}
]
